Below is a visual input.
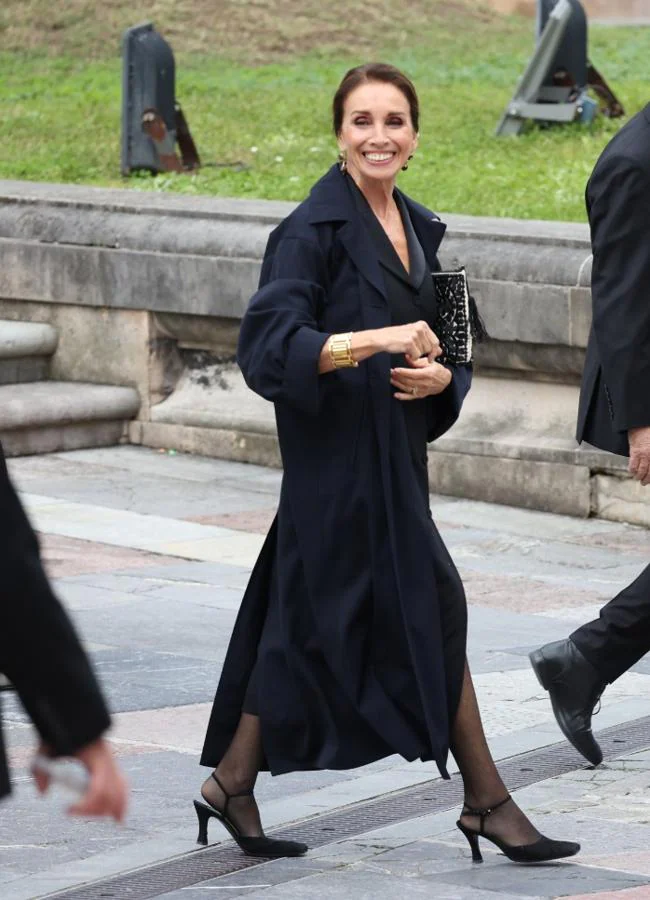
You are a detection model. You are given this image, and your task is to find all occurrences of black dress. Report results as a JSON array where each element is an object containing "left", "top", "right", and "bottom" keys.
[
  {"left": 241, "top": 178, "right": 466, "bottom": 746},
  {"left": 201, "top": 164, "right": 470, "bottom": 779}
]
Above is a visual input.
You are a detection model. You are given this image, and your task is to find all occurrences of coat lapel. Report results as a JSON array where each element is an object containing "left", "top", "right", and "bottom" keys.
[
  {"left": 401, "top": 194, "right": 447, "bottom": 271},
  {"left": 306, "top": 166, "right": 447, "bottom": 327},
  {"left": 307, "top": 165, "right": 387, "bottom": 303},
  {"left": 337, "top": 221, "right": 389, "bottom": 303}
]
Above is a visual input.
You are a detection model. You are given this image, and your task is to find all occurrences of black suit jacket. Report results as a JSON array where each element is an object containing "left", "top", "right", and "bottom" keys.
[
  {"left": 0, "top": 447, "right": 110, "bottom": 799},
  {"left": 576, "top": 103, "right": 650, "bottom": 456}
]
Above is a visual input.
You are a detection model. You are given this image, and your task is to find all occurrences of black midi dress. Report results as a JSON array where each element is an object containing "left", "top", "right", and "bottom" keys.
[{"left": 201, "top": 164, "right": 470, "bottom": 780}]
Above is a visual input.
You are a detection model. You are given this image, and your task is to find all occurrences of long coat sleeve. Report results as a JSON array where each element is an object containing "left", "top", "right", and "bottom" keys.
[
  {"left": 0, "top": 448, "right": 110, "bottom": 798},
  {"left": 237, "top": 237, "right": 331, "bottom": 417}
]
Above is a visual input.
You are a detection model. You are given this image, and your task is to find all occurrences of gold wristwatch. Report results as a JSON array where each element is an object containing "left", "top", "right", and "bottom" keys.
[
  {"left": 327, "top": 331, "right": 359, "bottom": 369},
  {"left": 328, "top": 332, "right": 358, "bottom": 369}
]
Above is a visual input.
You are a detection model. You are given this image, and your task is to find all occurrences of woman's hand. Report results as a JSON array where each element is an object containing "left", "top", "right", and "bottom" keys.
[
  {"left": 376, "top": 321, "right": 442, "bottom": 363},
  {"left": 391, "top": 357, "right": 452, "bottom": 400}
]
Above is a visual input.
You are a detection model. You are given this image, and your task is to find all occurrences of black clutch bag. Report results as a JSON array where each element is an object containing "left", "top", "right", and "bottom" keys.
[{"left": 431, "top": 267, "right": 487, "bottom": 365}]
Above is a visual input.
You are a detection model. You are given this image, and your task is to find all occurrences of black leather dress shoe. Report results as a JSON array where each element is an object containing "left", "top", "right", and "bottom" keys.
[{"left": 529, "top": 639, "right": 606, "bottom": 766}]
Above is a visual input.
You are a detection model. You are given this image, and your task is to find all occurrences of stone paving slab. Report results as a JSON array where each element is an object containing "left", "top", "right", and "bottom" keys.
[
  {"left": 21, "top": 494, "right": 267, "bottom": 567},
  {"left": 39, "top": 534, "right": 180, "bottom": 579}
]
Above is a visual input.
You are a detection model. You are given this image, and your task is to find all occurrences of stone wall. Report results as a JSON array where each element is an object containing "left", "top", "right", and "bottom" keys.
[{"left": 0, "top": 179, "right": 645, "bottom": 526}]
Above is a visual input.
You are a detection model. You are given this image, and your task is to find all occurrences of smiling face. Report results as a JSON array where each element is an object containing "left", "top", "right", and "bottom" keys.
[{"left": 337, "top": 80, "right": 418, "bottom": 185}]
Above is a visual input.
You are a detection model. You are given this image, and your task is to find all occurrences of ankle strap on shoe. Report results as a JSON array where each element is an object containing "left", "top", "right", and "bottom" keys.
[
  {"left": 211, "top": 772, "right": 254, "bottom": 816},
  {"left": 462, "top": 795, "right": 512, "bottom": 835}
]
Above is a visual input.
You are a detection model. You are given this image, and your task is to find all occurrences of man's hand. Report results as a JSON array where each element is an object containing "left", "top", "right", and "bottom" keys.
[
  {"left": 629, "top": 426, "right": 650, "bottom": 486},
  {"left": 33, "top": 738, "right": 128, "bottom": 822}
]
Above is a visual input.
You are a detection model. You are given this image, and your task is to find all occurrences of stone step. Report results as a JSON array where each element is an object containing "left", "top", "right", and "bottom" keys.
[
  {"left": 0, "top": 319, "right": 59, "bottom": 384},
  {"left": 0, "top": 381, "right": 140, "bottom": 457}
]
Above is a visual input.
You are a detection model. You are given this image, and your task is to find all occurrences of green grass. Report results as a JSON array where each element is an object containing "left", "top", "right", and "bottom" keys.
[{"left": 1, "top": 18, "right": 649, "bottom": 221}]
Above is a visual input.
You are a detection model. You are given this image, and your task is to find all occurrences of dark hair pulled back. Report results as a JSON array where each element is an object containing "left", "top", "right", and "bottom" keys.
[{"left": 332, "top": 62, "right": 420, "bottom": 135}]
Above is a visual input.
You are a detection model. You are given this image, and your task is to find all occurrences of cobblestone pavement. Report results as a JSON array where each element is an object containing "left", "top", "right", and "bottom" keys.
[{"left": 1, "top": 446, "right": 649, "bottom": 900}]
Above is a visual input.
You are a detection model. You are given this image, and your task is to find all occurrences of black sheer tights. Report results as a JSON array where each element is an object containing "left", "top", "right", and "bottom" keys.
[
  {"left": 452, "top": 662, "right": 541, "bottom": 846},
  {"left": 203, "top": 662, "right": 542, "bottom": 844},
  {"left": 201, "top": 713, "right": 265, "bottom": 837}
]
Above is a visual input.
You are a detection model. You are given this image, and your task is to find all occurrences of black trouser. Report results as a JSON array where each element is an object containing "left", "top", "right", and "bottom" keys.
[{"left": 571, "top": 562, "right": 650, "bottom": 684}]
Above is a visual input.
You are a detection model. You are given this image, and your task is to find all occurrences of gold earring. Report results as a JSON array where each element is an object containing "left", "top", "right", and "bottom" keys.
[
  {"left": 401, "top": 154, "right": 414, "bottom": 172},
  {"left": 338, "top": 150, "right": 348, "bottom": 173}
]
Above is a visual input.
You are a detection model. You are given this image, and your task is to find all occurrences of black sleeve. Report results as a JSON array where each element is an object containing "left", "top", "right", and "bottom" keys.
[
  {"left": 237, "top": 236, "right": 331, "bottom": 417},
  {"left": 0, "top": 450, "right": 110, "bottom": 756},
  {"left": 589, "top": 157, "right": 650, "bottom": 432}
]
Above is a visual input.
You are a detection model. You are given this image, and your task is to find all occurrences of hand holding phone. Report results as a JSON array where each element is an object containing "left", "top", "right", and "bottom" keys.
[
  {"left": 32, "top": 754, "right": 89, "bottom": 797},
  {"left": 31, "top": 740, "right": 128, "bottom": 821}
]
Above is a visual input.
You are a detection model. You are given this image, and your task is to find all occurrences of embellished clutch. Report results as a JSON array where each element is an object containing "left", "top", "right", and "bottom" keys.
[{"left": 431, "top": 267, "right": 487, "bottom": 365}]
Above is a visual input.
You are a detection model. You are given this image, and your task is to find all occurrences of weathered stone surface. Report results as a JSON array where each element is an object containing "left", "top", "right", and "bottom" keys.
[
  {"left": 428, "top": 451, "right": 591, "bottom": 517},
  {"left": 0, "top": 179, "right": 592, "bottom": 365},
  {"left": 0, "top": 319, "right": 57, "bottom": 358},
  {"left": 130, "top": 420, "right": 282, "bottom": 469},
  {"left": 593, "top": 473, "right": 650, "bottom": 528},
  {"left": 0, "top": 301, "right": 173, "bottom": 417},
  {"left": 0, "top": 180, "right": 645, "bottom": 526},
  {"left": 0, "top": 382, "right": 139, "bottom": 428},
  {"left": 0, "top": 420, "right": 129, "bottom": 457},
  {"left": 0, "top": 382, "right": 139, "bottom": 457},
  {"left": 0, "top": 356, "right": 48, "bottom": 385}
]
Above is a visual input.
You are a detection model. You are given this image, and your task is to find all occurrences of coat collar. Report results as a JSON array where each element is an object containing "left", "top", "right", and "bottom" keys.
[
  {"left": 644, "top": 103, "right": 650, "bottom": 126},
  {"left": 307, "top": 165, "right": 447, "bottom": 298}
]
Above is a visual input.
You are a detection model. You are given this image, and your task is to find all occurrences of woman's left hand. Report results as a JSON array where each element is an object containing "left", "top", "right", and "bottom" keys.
[{"left": 391, "top": 358, "right": 452, "bottom": 401}]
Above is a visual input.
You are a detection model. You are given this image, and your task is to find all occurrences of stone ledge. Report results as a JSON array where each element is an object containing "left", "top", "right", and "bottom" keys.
[
  {"left": 1, "top": 420, "right": 129, "bottom": 457},
  {"left": 0, "top": 179, "right": 591, "bottom": 291},
  {"left": 129, "top": 420, "right": 282, "bottom": 468},
  {"left": 0, "top": 319, "right": 58, "bottom": 358},
  {"left": 0, "top": 382, "right": 140, "bottom": 429},
  {"left": 0, "top": 179, "right": 594, "bottom": 377}
]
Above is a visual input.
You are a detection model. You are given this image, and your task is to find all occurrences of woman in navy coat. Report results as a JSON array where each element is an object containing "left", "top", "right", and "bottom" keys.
[{"left": 196, "top": 63, "right": 579, "bottom": 864}]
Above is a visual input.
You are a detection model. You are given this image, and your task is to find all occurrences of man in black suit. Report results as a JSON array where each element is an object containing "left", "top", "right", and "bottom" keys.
[
  {"left": 0, "top": 447, "right": 127, "bottom": 819},
  {"left": 530, "top": 103, "right": 650, "bottom": 766}
]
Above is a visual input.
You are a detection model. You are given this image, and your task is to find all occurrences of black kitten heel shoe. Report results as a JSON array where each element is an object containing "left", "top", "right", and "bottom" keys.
[
  {"left": 456, "top": 795, "right": 580, "bottom": 864},
  {"left": 194, "top": 773, "right": 308, "bottom": 858}
]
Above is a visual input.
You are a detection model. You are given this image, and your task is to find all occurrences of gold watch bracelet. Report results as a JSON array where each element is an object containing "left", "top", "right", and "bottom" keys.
[{"left": 328, "top": 332, "right": 359, "bottom": 369}]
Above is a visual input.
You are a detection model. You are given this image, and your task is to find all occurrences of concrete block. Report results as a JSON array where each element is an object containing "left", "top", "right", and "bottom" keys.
[
  {"left": 475, "top": 341, "right": 585, "bottom": 378},
  {"left": 154, "top": 312, "right": 241, "bottom": 355},
  {"left": 592, "top": 474, "right": 650, "bottom": 528},
  {"left": 0, "top": 420, "right": 128, "bottom": 457},
  {"left": 428, "top": 450, "right": 592, "bottom": 517},
  {"left": 131, "top": 421, "right": 282, "bottom": 468},
  {"left": 150, "top": 361, "right": 275, "bottom": 434},
  {"left": 442, "top": 235, "right": 591, "bottom": 286},
  {"left": 445, "top": 376, "right": 581, "bottom": 445},
  {"left": 471, "top": 280, "right": 571, "bottom": 345}
]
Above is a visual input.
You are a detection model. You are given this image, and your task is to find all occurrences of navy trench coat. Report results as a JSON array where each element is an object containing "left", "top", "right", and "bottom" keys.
[{"left": 201, "top": 165, "right": 471, "bottom": 779}]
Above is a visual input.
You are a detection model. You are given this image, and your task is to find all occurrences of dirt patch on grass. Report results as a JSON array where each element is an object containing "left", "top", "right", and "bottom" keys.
[{"left": 0, "top": 0, "right": 504, "bottom": 62}]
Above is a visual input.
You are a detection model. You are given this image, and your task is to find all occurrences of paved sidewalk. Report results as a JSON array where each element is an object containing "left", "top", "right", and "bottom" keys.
[{"left": 1, "top": 447, "right": 649, "bottom": 900}]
